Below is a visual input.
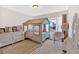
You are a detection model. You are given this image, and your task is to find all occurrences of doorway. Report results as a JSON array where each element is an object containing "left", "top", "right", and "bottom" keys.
[
  {"left": 49, "top": 14, "right": 69, "bottom": 40},
  {"left": 62, "top": 14, "right": 69, "bottom": 38}
]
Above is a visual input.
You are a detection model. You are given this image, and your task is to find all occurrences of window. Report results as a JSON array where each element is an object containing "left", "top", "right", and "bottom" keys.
[{"left": 43, "top": 24, "right": 49, "bottom": 32}]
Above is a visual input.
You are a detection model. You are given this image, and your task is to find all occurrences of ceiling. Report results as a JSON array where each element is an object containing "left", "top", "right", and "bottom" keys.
[{"left": 1, "top": 5, "right": 68, "bottom": 17}]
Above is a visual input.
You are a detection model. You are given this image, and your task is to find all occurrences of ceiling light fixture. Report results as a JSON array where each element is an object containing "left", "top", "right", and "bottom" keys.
[{"left": 32, "top": 5, "right": 39, "bottom": 8}]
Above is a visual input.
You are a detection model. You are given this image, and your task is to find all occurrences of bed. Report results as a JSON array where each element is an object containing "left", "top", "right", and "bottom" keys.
[{"left": 23, "top": 18, "right": 50, "bottom": 44}]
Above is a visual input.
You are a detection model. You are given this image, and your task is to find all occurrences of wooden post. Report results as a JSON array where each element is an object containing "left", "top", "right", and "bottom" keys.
[
  {"left": 26, "top": 25, "right": 28, "bottom": 38},
  {"left": 23, "top": 25, "right": 24, "bottom": 31},
  {"left": 33, "top": 25, "right": 34, "bottom": 35},
  {"left": 39, "top": 24, "right": 42, "bottom": 46},
  {"left": 49, "top": 23, "right": 51, "bottom": 40}
]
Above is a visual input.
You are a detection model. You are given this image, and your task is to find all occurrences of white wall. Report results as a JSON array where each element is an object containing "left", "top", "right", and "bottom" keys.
[
  {"left": 0, "top": 7, "right": 3, "bottom": 27},
  {"left": 68, "top": 6, "right": 79, "bottom": 38},
  {"left": 0, "top": 7, "right": 32, "bottom": 28},
  {"left": 57, "top": 16, "right": 62, "bottom": 32},
  {"left": 35, "top": 10, "right": 68, "bottom": 18}
]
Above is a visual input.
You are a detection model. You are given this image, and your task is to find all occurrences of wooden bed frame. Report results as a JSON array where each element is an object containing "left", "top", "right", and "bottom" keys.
[{"left": 23, "top": 18, "right": 50, "bottom": 44}]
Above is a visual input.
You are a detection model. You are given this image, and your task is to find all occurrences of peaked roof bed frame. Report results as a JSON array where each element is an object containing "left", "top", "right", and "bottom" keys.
[{"left": 23, "top": 18, "right": 50, "bottom": 45}]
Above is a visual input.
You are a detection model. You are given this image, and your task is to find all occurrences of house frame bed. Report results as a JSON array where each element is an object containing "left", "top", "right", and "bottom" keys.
[{"left": 23, "top": 18, "right": 50, "bottom": 44}]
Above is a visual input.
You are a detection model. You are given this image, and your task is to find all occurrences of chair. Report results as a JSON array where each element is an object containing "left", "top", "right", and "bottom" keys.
[
  {"left": 54, "top": 32, "right": 64, "bottom": 42},
  {"left": 53, "top": 32, "right": 64, "bottom": 48}
]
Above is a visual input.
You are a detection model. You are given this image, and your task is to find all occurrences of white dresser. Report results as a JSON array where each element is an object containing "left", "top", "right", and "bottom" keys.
[{"left": 0, "top": 31, "right": 24, "bottom": 47}]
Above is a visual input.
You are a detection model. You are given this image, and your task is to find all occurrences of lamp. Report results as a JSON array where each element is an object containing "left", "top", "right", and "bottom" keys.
[{"left": 32, "top": 5, "right": 39, "bottom": 8}]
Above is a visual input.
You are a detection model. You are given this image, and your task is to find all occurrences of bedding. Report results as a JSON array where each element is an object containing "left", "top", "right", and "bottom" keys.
[
  {"left": 0, "top": 31, "right": 24, "bottom": 47},
  {"left": 25, "top": 30, "right": 50, "bottom": 43}
]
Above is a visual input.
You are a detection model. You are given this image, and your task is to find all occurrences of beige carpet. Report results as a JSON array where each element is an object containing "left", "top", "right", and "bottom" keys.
[
  {"left": 32, "top": 40, "right": 63, "bottom": 54},
  {"left": 0, "top": 40, "right": 40, "bottom": 54},
  {"left": 32, "top": 38, "right": 79, "bottom": 54}
]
